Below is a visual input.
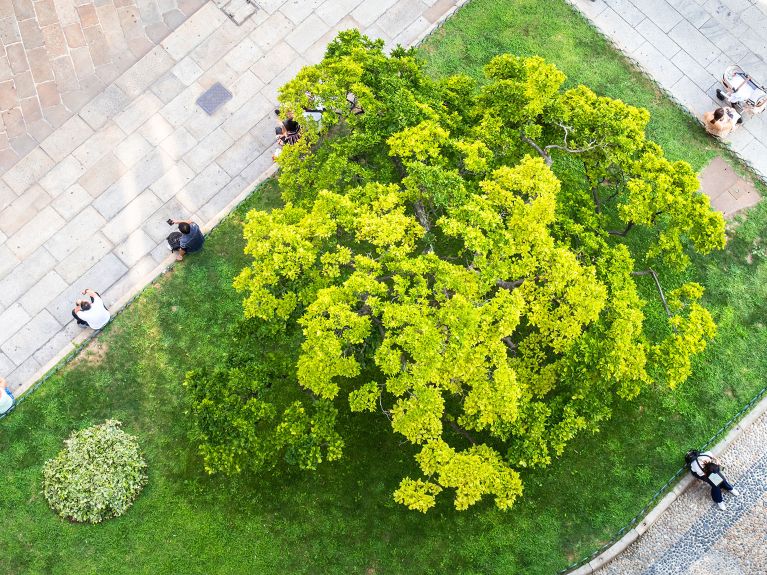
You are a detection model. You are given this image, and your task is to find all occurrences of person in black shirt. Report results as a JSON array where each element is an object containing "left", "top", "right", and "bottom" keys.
[
  {"left": 166, "top": 218, "right": 205, "bottom": 261},
  {"left": 275, "top": 109, "right": 301, "bottom": 145}
]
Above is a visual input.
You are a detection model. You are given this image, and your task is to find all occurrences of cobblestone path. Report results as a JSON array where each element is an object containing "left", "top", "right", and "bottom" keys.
[{"left": 597, "top": 407, "right": 767, "bottom": 574}]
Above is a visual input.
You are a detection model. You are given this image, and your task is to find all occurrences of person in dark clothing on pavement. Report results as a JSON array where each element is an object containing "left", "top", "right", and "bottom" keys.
[
  {"left": 687, "top": 451, "right": 739, "bottom": 511},
  {"left": 166, "top": 218, "right": 205, "bottom": 261}
]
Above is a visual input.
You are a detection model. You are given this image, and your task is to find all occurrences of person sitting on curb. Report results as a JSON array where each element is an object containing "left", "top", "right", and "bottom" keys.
[
  {"left": 72, "top": 288, "right": 111, "bottom": 329},
  {"left": 703, "top": 106, "right": 741, "bottom": 138},
  {"left": 166, "top": 219, "right": 205, "bottom": 261},
  {"left": 0, "top": 377, "right": 15, "bottom": 416},
  {"left": 686, "top": 450, "right": 739, "bottom": 511}
]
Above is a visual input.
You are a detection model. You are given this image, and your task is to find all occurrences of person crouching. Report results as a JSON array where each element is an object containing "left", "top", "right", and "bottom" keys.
[{"left": 72, "top": 288, "right": 111, "bottom": 329}]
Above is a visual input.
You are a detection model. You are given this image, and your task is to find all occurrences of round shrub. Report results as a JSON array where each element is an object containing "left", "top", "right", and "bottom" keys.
[{"left": 43, "top": 420, "right": 148, "bottom": 524}]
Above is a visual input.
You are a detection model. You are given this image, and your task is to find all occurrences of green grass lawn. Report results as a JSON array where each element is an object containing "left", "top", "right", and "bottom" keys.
[{"left": 3, "top": 1, "right": 767, "bottom": 573}]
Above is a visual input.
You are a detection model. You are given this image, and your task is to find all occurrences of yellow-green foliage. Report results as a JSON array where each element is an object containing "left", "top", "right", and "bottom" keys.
[{"left": 235, "top": 32, "right": 725, "bottom": 512}]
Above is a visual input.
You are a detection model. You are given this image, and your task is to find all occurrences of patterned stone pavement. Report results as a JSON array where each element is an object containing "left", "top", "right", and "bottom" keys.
[
  {"left": 0, "top": 0, "right": 463, "bottom": 395},
  {"left": 570, "top": 0, "right": 767, "bottom": 181},
  {"left": 0, "top": 0, "right": 206, "bottom": 171},
  {"left": 596, "top": 407, "right": 767, "bottom": 575}
]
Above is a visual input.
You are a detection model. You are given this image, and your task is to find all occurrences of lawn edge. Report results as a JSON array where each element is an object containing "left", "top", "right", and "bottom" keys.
[{"left": 6, "top": 161, "right": 278, "bottom": 407}]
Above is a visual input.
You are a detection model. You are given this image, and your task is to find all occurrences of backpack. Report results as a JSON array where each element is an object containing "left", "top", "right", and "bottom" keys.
[{"left": 685, "top": 449, "right": 711, "bottom": 479}]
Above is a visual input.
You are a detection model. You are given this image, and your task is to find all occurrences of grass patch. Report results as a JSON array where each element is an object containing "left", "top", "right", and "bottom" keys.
[{"left": 2, "top": 1, "right": 767, "bottom": 573}]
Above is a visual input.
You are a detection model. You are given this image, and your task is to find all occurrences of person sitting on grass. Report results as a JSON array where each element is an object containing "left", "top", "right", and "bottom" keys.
[
  {"left": 166, "top": 219, "right": 205, "bottom": 261},
  {"left": 72, "top": 288, "right": 111, "bottom": 329}
]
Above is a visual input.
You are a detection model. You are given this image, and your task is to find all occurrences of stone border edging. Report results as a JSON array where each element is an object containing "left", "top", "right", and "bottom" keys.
[{"left": 565, "top": 391, "right": 767, "bottom": 574}]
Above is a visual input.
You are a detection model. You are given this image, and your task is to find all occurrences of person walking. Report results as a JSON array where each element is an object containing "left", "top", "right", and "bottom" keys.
[
  {"left": 166, "top": 219, "right": 204, "bottom": 261},
  {"left": 686, "top": 450, "right": 739, "bottom": 510},
  {"left": 72, "top": 288, "right": 111, "bottom": 329}
]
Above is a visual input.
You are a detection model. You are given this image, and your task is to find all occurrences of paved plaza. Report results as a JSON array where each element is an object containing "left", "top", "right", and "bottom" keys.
[
  {"left": 0, "top": 0, "right": 463, "bottom": 395},
  {"left": 0, "top": 0, "right": 206, "bottom": 170}
]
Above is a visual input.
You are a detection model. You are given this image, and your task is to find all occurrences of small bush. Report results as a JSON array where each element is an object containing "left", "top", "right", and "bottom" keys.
[{"left": 42, "top": 420, "right": 147, "bottom": 524}]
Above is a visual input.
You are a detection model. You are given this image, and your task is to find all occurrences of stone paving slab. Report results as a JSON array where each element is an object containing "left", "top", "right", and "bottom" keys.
[
  {"left": 698, "top": 156, "right": 761, "bottom": 217},
  {"left": 0, "top": 0, "right": 464, "bottom": 395}
]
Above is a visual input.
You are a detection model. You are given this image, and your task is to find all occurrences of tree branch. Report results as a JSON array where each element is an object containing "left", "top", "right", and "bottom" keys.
[
  {"left": 521, "top": 135, "right": 553, "bottom": 166},
  {"left": 413, "top": 200, "right": 432, "bottom": 232},
  {"left": 496, "top": 278, "right": 525, "bottom": 291},
  {"left": 608, "top": 222, "right": 635, "bottom": 237},
  {"left": 544, "top": 141, "right": 601, "bottom": 155},
  {"left": 379, "top": 392, "right": 392, "bottom": 421},
  {"left": 632, "top": 269, "right": 672, "bottom": 318},
  {"left": 447, "top": 419, "right": 477, "bottom": 445}
]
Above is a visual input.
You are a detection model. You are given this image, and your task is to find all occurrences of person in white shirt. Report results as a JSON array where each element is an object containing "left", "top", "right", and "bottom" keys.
[
  {"left": 71, "top": 288, "right": 111, "bottom": 329},
  {"left": 688, "top": 451, "right": 739, "bottom": 511},
  {"left": 0, "top": 377, "right": 14, "bottom": 416}
]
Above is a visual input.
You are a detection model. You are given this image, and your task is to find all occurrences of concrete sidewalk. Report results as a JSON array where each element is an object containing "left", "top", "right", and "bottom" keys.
[
  {"left": 0, "top": 0, "right": 208, "bottom": 171},
  {"left": 0, "top": 0, "right": 463, "bottom": 395}
]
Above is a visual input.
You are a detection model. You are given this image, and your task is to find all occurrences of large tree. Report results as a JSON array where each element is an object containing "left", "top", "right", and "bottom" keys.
[{"left": 232, "top": 31, "right": 724, "bottom": 512}]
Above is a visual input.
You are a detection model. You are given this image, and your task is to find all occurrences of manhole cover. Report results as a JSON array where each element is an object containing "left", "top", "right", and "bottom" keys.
[
  {"left": 196, "top": 83, "right": 233, "bottom": 116},
  {"left": 214, "top": 0, "right": 259, "bottom": 25}
]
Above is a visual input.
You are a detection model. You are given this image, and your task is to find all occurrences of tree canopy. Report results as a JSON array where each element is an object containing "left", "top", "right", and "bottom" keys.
[{"left": 230, "top": 31, "right": 724, "bottom": 512}]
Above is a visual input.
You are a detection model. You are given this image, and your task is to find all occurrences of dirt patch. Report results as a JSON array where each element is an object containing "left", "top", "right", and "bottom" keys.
[
  {"left": 698, "top": 156, "right": 761, "bottom": 219},
  {"left": 70, "top": 338, "right": 110, "bottom": 367}
]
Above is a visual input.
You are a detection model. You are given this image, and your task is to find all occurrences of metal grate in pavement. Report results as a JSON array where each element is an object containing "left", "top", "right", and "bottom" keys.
[
  {"left": 196, "top": 82, "right": 233, "bottom": 115},
  {"left": 214, "top": 0, "right": 259, "bottom": 25}
]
